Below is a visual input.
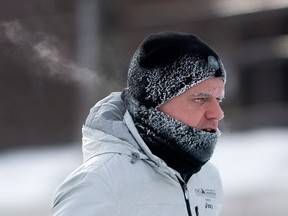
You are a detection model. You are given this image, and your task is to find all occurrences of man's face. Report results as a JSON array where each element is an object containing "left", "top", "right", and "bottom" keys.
[{"left": 157, "top": 77, "right": 225, "bottom": 132}]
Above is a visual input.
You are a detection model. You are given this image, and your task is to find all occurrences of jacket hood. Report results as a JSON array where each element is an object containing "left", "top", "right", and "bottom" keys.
[{"left": 82, "top": 92, "right": 141, "bottom": 162}]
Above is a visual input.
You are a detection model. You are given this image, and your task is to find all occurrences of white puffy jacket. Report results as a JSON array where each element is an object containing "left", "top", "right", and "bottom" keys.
[{"left": 51, "top": 92, "right": 223, "bottom": 216}]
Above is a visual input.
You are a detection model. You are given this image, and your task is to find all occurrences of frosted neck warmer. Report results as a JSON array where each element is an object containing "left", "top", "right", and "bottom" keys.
[{"left": 123, "top": 95, "right": 220, "bottom": 176}]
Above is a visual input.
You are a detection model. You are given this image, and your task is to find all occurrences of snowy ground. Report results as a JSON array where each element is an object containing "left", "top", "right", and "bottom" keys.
[
  {"left": 211, "top": 128, "right": 288, "bottom": 216},
  {"left": 1, "top": 128, "right": 288, "bottom": 216}
]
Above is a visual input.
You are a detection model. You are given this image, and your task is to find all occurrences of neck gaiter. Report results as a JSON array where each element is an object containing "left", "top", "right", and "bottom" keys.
[{"left": 129, "top": 103, "right": 220, "bottom": 177}]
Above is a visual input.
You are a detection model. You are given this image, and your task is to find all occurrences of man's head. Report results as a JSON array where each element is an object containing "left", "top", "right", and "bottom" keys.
[{"left": 122, "top": 31, "right": 227, "bottom": 172}]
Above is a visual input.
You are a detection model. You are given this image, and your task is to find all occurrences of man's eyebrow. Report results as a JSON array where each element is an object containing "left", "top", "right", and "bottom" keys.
[
  {"left": 190, "top": 91, "right": 225, "bottom": 98},
  {"left": 190, "top": 91, "right": 213, "bottom": 97}
]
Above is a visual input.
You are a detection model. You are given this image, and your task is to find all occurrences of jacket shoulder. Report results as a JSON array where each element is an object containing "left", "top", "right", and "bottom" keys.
[
  {"left": 51, "top": 152, "right": 155, "bottom": 216},
  {"left": 198, "top": 162, "right": 221, "bottom": 179},
  {"left": 51, "top": 154, "right": 120, "bottom": 216}
]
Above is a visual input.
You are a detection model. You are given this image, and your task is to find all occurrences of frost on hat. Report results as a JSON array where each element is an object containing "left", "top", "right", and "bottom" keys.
[{"left": 123, "top": 31, "right": 226, "bottom": 108}]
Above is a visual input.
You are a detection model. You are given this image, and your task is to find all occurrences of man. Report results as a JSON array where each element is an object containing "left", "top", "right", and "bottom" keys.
[{"left": 51, "top": 31, "right": 226, "bottom": 216}]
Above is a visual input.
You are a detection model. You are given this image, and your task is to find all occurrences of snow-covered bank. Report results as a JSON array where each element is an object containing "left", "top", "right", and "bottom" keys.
[
  {"left": 0, "top": 128, "right": 288, "bottom": 216},
  {"left": 212, "top": 128, "right": 288, "bottom": 196},
  {"left": 0, "top": 144, "right": 82, "bottom": 214}
]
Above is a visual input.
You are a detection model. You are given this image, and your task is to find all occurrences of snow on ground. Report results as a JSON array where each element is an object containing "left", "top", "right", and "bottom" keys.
[
  {"left": 212, "top": 127, "right": 288, "bottom": 196},
  {"left": 211, "top": 128, "right": 288, "bottom": 216},
  {"left": 0, "top": 128, "right": 288, "bottom": 216},
  {"left": 0, "top": 144, "right": 82, "bottom": 216}
]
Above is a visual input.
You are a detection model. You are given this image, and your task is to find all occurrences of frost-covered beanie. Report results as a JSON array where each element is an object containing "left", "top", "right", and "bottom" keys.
[
  {"left": 122, "top": 31, "right": 226, "bottom": 178},
  {"left": 123, "top": 31, "right": 226, "bottom": 108}
]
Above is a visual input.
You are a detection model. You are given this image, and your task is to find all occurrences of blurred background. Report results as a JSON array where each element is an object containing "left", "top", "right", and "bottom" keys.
[{"left": 0, "top": 0, "right": 288, "bottom": 215}]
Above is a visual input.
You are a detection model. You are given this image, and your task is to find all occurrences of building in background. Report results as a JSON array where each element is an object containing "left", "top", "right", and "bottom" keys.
[{"left": 1, "top": 0, "right": 288, "bottom": 149}]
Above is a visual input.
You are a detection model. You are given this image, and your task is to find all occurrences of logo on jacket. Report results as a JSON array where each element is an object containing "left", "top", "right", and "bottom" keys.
[{"left": 194, "top": 188, "right": 216, "bottom": 199}]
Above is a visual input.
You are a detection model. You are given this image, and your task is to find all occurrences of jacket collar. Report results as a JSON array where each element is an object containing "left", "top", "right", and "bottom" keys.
[{"left": 124, "top": 111, "right": 181, "bottom": 182}]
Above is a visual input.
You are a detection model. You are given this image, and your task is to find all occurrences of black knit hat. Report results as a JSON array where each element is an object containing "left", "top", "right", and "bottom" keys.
[{"left": 123, "top": 31, "right": 226, "bottom": 108}]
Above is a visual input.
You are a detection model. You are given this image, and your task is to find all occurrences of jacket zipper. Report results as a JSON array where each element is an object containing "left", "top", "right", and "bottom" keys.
[
  {"left": 181, "top": 182, "right": 193, "bottom": 216},
  {"left": 178, "top": 177, "right": 199, "bottom": 216}
]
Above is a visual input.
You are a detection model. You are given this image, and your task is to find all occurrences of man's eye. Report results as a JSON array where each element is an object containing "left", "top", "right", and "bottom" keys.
[{"left": 194, "top": 98, "right": 206, "bottom": 103}]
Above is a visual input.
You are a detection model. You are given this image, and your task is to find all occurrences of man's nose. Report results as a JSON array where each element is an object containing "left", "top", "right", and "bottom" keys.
[{"left": 205, "top": 99, "right": 224, "bottom": 121}]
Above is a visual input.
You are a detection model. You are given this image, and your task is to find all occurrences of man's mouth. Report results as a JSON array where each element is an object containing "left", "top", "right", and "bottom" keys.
[{"left": 202, "top": 128, "right": 217, "bottom": 133}]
